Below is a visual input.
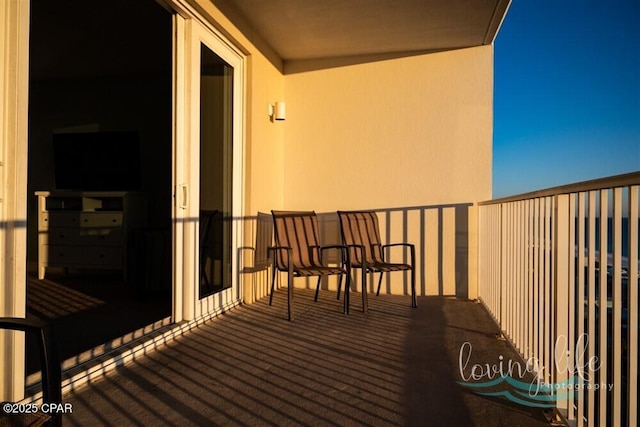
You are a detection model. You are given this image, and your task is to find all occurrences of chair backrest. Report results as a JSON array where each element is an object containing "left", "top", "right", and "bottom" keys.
[
  {"left": 253, "top": 212, "right": 274, "bottom": 269},
  {"left": 272, "top": 211, "right": 323, "bottom": 270},
  {"left": 337, "top": 210, "right": 384, "bottom": 265}
]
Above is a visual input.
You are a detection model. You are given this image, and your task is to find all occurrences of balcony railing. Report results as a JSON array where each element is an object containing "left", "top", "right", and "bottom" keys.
[{"left": 478, "top": 172, "right": 640, "bottom": 426}]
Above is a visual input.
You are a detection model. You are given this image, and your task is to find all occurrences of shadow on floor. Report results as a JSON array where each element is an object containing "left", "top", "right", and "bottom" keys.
[
  {"left": 60, "top": 289, "right": 553, "bottom": 426},
  {"left": 25, "top": 271, "right": 171, "bottom": 374}
]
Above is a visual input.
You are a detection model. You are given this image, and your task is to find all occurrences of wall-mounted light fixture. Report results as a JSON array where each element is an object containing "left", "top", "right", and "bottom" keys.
[{"left": 269, "top": 101, "right": 286, "bottom": 121}]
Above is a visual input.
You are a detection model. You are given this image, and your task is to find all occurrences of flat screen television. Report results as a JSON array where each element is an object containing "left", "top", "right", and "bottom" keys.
[{"left": 52, "top": 131, "right": 141, "bottom": 191}]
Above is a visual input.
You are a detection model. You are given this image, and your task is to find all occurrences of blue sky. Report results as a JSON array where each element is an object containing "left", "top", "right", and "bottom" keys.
[{"left": 493, "top": 0, "right": 640, "bottom": 198}]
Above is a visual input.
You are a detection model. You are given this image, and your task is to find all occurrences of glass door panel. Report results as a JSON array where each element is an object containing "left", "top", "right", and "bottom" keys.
[{"left": 199, "top": 45, "right": 233, "bottom": 299}]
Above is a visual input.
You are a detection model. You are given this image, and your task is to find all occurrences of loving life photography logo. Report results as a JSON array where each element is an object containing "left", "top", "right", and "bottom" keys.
[{"left": 456, "top": 334, "right": 613, "bottom": 408}]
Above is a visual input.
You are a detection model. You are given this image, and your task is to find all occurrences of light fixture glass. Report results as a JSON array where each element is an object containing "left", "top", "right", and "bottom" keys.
[
  {"left": 274, "top": 101, "right": 285, "bottom": 120},
  {"left": 269, "top": 101, "right": 285, "bottom": 121}
]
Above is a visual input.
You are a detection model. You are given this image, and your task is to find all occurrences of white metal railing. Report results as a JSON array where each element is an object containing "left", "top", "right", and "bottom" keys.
[{"left": 478, "top": 172, "right": 640, "bottom": 426}]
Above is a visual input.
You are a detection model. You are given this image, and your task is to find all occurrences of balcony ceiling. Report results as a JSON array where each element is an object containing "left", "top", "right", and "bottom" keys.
[
  {"left": 29, "top": 0, "right": 511, "bottom": 80},
  {"left": 213, "top": 0, "right": 511, "bottom": 62}
]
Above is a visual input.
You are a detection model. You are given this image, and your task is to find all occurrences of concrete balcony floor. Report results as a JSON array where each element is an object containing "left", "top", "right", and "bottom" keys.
[{"left": 61, "top": 289, "right": 554, "bottom": 426}]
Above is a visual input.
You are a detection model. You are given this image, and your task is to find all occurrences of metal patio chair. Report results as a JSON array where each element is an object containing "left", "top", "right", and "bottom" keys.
[
  {"left": 238, "top": 212, "right": 273, "bottom": 301},
  {"left": 337, "top": 210, "right": 417, "bottom": 308},
  {"left": 238, "top": 212, "right": 273, "bottom": 275},
  {"left": 0, "top": 318, "right": 62, "bottom": 427},
  {"left": 269, "top": 211, "right": 351, "bottom": 321}
]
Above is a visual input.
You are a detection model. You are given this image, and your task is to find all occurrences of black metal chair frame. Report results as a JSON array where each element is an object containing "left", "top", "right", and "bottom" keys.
[
  {"left": 338, "top": 210, "right": 417, "bottom": 308},
  {"left": 269, "top": 211, "right": 352, "bottom": 320}
]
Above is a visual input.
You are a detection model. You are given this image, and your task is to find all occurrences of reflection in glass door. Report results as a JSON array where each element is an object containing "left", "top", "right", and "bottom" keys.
[{"left": 198, "top": 45, "right": 233, "bottom": 299}]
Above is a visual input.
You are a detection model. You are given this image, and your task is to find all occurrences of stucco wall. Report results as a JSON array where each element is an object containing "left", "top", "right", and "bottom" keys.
[
  {"left": 282, "top": 46, "right": 493, "bottom": 212},
  {"left": 198, "top": 3, "right": 495, "bottom": 298},
  {"left": 194, "top": 1, "right": 493, "bottom": 214},
  {"left": 244, "top": 54, "right": 285, "bottom": 214}
]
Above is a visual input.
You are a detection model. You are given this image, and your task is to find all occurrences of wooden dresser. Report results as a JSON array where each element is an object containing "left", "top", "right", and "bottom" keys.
[{"left": 35, "top": 191, "right": 147, "bottom": 280}]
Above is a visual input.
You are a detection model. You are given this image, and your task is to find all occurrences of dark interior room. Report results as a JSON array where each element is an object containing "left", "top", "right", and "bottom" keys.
[{"left": 26, "top": 0, "right": 174, "bottom": 372}]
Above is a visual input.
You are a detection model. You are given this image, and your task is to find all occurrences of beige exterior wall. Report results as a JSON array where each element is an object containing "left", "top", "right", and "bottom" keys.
[
  {"left": 195, "top": 1, "right": 493, "bottom": 298},
  {"left": 244, "top": 54, "right": 286, "bottom": 213},
  {"left": 280, "top": 47, "right": 493, "bottom": 297},
  {"left": 190, "top": 1, "right": 494, "bottom": 217},
  {"left": 283, "top": 46, "right": 493, "bottom": 211}
]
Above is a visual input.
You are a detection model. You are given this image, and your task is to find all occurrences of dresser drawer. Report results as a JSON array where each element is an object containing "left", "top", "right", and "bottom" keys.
[
  {"left": 39, "top": 227, "right": 80, "bottom": 245},
  {"left": 40, "top": 245, "right": 83, "bottom": 265},
  {"left": 39, "top": 212, "right": 80, "bottom": 228},
  {"left": 81, "top": 246, "right": 123, "bottom": 267},
  {"left": 79, "top": 228, "right": 123, "bottom": 246},
  {"left": 80, "top": 213, "right": 123, "bottom": 228}
]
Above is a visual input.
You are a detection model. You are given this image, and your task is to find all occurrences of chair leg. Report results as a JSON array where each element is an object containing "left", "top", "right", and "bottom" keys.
[
  {"left": 314, "top": 276, "right": 322, "bottom": 302},
  {"left": 337, "top": 273, "right": 343, "bottom": 300},
  {"left": 411, "top": 268, "right": 417, "bottom": 308},
  {"left": 344, "top": 273, "right": 350, "bottom": 314},
  {"left": 361, "top": 268, "right": 368, "bottom": 313},
  {"left": 287, "top": 273, "right": 293, "bottom": 321},
  {"left": 269, "top": 265, "right": 277, "bottom": 306},
  {"left": 376, "top": 272, "right": 384, "bottom": 296}
]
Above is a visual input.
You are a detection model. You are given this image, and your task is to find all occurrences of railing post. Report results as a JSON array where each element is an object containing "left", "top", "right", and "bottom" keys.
[
  {"left": 553, "top": 194, "right": 570, "bottom": 416},
  {"left": 611, "top": 187, "right": 623, "bottom": 426},
  {"left": 629, "top": 185, "right": 639, "bottom": 427},
  {"left": 500, "top": 203, "right": 507, "bottom": 327},
  {"left": 598, "top": 190, "right": 609, "bottom": 427}
]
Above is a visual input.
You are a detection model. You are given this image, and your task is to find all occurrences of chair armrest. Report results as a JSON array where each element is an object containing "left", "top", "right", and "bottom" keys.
[
  {"left": 319, "top": 244, "right": 350, "bottom": 267},
  {"left": 381, "top": 242, "right": 415, "bottom": 250},
  {"left": 268, "top": 245, "right": 293, "bottom": 271},
  {"left": 237, "top": 246, "right": 256, "bottom": 269},
  {"left": 343, "top": 244, "right": 366, "bottom": 268},
  {"left": 381, "top": 243, "right": 415, "bottom": 266}
]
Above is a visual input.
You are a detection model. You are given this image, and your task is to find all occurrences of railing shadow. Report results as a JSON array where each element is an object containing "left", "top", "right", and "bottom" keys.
[
  {"left": 59, "top": 289, "right": 553, "bottom": 426},
  {"left": 234, "top": 205, "right": 474, "bottom": 306},
  {"left": 316, "top": 203, "right": 472, "bottom": 299}
]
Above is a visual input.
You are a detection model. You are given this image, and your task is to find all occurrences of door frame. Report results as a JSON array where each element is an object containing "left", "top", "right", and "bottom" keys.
[
  {"left": 173, "top": 6, "right": 246, "bottom": 321},
  {"left": 0, "top": 0, "right": 30, "bottom": 402}
]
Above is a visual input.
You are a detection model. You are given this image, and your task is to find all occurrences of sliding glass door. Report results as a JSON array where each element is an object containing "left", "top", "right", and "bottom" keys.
[{"left": 174, "top": 17, "right": 244, "bottom": 320}]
